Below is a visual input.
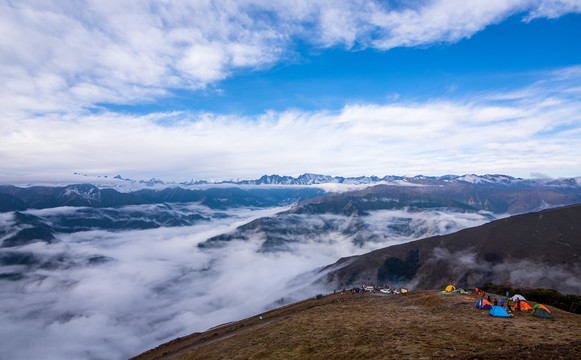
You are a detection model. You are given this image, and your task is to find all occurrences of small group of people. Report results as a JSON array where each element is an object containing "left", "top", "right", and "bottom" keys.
[{"left": 476, "top": 287, "right": 513, "bottom": 312}]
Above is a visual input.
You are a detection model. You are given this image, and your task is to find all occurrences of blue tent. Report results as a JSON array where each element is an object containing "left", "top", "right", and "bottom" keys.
[
  {"left": 489, "top": 305, "right": 510, "bottom": 318},
  {"left": 476, "top": 299, "right": 493, "bottom": 309}
]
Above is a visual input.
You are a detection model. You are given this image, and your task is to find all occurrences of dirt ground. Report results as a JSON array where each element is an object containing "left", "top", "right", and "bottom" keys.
[{"left": 131, "top": 290, "right": 581, "bottom": 360}]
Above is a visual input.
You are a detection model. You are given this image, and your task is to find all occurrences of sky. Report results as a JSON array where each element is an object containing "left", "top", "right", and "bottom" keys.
[{"left": 1, "top": 0, "right": 581, "bottom": 182}]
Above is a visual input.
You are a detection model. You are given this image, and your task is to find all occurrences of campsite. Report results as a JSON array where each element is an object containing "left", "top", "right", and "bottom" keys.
[{"left": 133, "top": 289, "right": 581, "bottom": 359}]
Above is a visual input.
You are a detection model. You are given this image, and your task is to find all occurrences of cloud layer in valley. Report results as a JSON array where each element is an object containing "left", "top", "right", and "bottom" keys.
[
  {"left": 0, "top": 203, "right": 493, "bottom": 359},
  {"left": 411, "top": 247, "right": 581, "bottom": 295}
]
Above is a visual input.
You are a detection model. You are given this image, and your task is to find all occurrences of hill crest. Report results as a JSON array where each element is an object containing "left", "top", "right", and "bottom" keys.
[{"left": 132, "top": 290, "right": 581, "bottom": 360}]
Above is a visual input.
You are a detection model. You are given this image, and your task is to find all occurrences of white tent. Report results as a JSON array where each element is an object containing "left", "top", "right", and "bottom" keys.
[{"left": 510, "top": 294, "right": 526, "bottom": 301}]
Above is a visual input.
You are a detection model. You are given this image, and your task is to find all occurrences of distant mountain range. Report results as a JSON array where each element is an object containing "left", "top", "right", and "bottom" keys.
[
  {"left": 114, "top": 172, "right": 581, "bottom": 188},
  {"left": 0, "top": 184, "right": 325, "bottom": 212},
  {"left": 3, "top": 175, "right": 581, "bottom": 251},
  {"left": 292, "top": 180, "right": 581, "bottom": 214},
  {"left": 227, "top": 173, "right": 581, "bottom": 188},
  {"left": 0, "top": 185, "right": 324, "bottom": 248},
  {"left": 3, "top": 173, "right": 580, "bottom": 213},
  {"left": 317, "top": 204, "right": 581, "bottom": 295},
  {"left": 198, "top": 178, "right": 581, "bottom": 252}
]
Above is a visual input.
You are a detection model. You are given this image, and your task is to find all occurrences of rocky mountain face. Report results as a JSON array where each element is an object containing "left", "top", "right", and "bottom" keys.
[{"left": 318, "top": 204, "right": 581, "bottom": 295}]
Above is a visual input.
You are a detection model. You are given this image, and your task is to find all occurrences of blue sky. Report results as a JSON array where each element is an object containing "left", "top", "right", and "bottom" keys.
[
  {"left": 1, "top": 1, "right": 581, "bottom": 181},
  {"left": 105, "top": 13, "right": 581, "bottom": 115}
]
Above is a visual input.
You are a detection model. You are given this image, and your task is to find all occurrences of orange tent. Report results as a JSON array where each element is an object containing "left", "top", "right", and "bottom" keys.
[
  {"left": 533, "top": 304, "right": 551, "bottom": 313},
  {"left": 514, "top": 301, "right": 533, "bottom": 310},
  {"left": 476, "top": 299, "right": 493, "bottom": 309}
]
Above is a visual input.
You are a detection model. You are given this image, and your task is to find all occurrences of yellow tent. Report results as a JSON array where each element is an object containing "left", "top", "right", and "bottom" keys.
[{"left": 445, "top": 285, "right": 455, "bottom": 292}]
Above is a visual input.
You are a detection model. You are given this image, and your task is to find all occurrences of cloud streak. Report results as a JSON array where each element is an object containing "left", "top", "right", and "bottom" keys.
[{"left": 1, "top": 66, "right": 580, "bottom": 180}]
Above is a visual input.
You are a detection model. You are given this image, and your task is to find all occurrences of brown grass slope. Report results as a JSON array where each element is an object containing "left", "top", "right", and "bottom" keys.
[
  {"left": 133, "top": 290, "right": 581, "bottom": 360},
  {"left": 320, "top": 204, "right": 581, "bottom": 293}
]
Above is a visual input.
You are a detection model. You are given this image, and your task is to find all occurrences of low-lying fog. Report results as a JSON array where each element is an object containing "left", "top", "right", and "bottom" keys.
[{"left": 0, "top": 203, "right": 493, "bottom": 360}]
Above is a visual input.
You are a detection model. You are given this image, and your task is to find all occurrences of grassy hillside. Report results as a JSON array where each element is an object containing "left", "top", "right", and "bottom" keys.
[{"left": 132, "top": 290, "right": 581, "bottom": 359}]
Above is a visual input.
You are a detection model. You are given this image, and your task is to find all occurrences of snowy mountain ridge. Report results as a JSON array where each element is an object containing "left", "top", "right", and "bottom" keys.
[
  {"left": 62, "top": 184, "right": 102, "bottom": 203},
  {"left": 3, "top": 173, "right": 581, "bottom": 193},
  {"left": 208, "top": 173, "right": 581, "bottom": 189}
]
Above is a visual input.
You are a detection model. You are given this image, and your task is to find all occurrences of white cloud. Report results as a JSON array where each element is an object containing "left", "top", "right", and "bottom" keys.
[
  {"left": 0, "top": 0, "right": 285, "bottom": 114},
  {"left": 1, "top": 0, "right": 579, "bottom": 115},
  {"left": 524, "top": 0, "right": 581, "bottom": 20},
  {"left": 1, "top": 66, "right": 580, "bottom": 181},
  {"left": 369, "top": 0, "right": 523, "bottom": 49}
]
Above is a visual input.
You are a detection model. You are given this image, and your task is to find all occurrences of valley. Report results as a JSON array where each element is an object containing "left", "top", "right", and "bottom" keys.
[{"left": 1, "top": 175, "right": 580, "bottom": 359}]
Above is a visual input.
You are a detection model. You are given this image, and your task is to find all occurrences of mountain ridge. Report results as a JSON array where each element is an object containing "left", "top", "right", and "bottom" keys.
[
  {"left": 14, "top": 172, "right": 580, "bottom": 190},
  {"left": 133, "top": 172, "right": 581, "bottom": 188},
  {"left": 318, "top": 203, "right": 581, "bottom": 295}
]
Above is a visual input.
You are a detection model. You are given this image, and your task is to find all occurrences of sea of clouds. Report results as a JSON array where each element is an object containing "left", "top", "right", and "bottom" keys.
[{"left": 0, "top": 203, "right": 493, "bottom": 360}]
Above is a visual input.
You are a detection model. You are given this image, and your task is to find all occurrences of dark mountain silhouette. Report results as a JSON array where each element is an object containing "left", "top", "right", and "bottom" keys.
[
  {"left": 2, "top": 176, "right": 580, "bottom": 214},
  {"left": 294, "top": 182, "right": 581, "bottom": 215},
  {"left": 0, "top": 184, "right": 147, "bottom": 210},
  {"left": 319, "top": 204, "right": 581, "bottom": 295},
  {"left": 0, "top": 185, "right": 324, "bottom": 249},
  {"left": 0, "top": 192, "right": 27, "bottom": 212},
  {"left": 0, "top": 185, "right": 325, "bottom": 211}
]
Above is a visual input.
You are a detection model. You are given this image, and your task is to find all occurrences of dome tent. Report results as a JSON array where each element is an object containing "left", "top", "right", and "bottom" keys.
[
  {"left": 532, "top": 304, "right": 551, "bottom": 313},
  {"left": 489, "top": 305, "right": 510, "bottom": 318},
  {"left": 514, "top": 301, "right": 533, "bottom": 311},
  {"left": 510, "top": 294, "right": 526, "bottom": 301},
  {"left": 532, "top": 304, "right": 553, "bottom": 319},
  {"left": 476, "top": 299, "right": 493, "bottom": 309},
  {"left": 533, "top": 307, "right": 553, "bottom": 319}
]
